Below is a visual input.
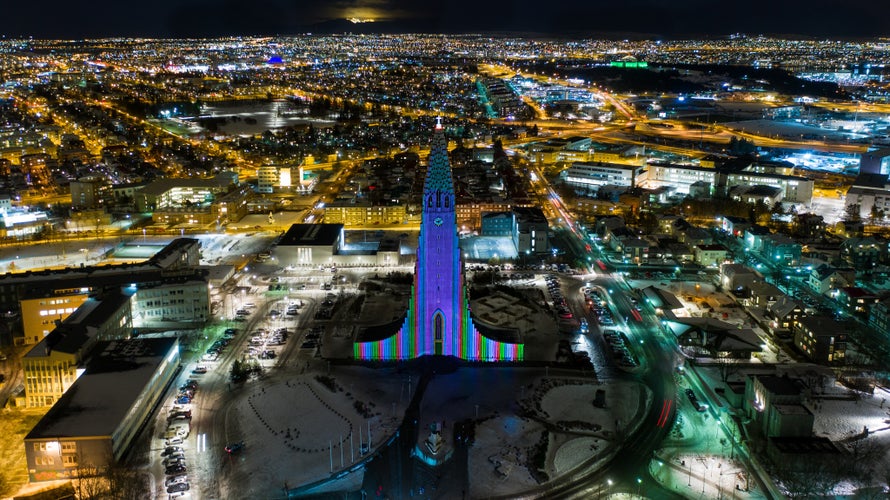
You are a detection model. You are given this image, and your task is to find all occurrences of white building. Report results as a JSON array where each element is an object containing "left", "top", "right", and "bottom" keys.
[
  {"left": 645, "top": 162, "right": 813, "bottom": 203},
  {"left": 564, "top": 162, "right": 646, "bottom": 190},
  {"left": 130, "top": 279, "right": 209, "bottom": 327},
  {"left": 257, "top": 165, "right": 303, "bottom": 194}
]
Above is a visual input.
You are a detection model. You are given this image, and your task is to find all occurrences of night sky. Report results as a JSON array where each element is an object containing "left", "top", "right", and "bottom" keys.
[{"left": 1, "top": 0, "right": 887, "bottom": 39}]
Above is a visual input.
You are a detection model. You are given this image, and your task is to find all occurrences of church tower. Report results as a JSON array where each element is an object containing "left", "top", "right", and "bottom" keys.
[
  {"left": 353, "top": 121, "right": 523, "bottom": 361},
  {"left": 414, "top": 119, "right": 468, "bottom": 356}
]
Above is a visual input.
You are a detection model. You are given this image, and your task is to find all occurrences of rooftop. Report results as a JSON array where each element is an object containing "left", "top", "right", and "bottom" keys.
[
  {"left": 26, "top": 337, "right": 178, "bottom": 440},
  {"left": 797, "top": 315, "right": 847, "bottom": 337},
  {"left": 25, "top": 291, "right": 132, "bottom": 357},
  {"left": 279, "top": 223, "right": 343, "bottom": 247},
  {"left": 756, "top": 374, "right": 803, "bottom": 396}
]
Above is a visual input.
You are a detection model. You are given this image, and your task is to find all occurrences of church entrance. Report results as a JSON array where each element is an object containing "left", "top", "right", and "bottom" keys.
[{"left": 434, "top": 312, "right": 444, "bottom": 355}]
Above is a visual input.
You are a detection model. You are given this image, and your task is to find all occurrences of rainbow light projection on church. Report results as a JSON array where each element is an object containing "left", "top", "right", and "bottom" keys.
[{"left": 354, "top": 122, "right": 524, "bottom": 361}]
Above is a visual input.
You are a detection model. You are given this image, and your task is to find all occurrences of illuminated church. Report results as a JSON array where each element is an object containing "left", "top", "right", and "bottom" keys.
[{"left": 354, "top": 122, "right": 524, "bottom": 361}]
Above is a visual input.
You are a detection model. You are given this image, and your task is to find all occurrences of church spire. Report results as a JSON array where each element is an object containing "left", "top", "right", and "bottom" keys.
[{"left": 424, "top": 122, "right": 454, "bottom": 197}]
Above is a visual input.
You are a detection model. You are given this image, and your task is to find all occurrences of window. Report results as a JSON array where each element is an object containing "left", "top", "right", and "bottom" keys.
[{"left": 62, "top": 455, "right": 77, "bottom": 466}]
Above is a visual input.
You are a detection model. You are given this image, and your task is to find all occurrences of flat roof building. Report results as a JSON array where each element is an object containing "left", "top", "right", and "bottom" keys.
[{"left": 24, "top": 337, "right": 180, "bottom": 482}]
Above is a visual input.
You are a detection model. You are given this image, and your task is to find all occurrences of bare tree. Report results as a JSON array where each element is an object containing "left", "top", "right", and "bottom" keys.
[
  {"left": 715, "top": 356, "right": 741, "bottom": 384},
  {"left": 775, "top": 457, "right": 842, "bottom": 499},
  {"left": 106, "top": 462, "right": 149, "bottom": 500},
  {"left": 71, "top": 462, "right": 106, "bottom": 500}
]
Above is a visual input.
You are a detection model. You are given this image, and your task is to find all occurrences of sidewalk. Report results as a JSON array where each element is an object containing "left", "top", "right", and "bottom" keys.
[{"left": 650, "top": 451, "right": 766, "bottom": 500}]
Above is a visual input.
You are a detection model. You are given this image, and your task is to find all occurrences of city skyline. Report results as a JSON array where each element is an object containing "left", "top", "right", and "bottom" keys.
[
  {"left": 2, "top": 24, "right": 890, "bottom": 499},
  {"left": 1, "top": 0, "right": 888, "bottom": 39}
]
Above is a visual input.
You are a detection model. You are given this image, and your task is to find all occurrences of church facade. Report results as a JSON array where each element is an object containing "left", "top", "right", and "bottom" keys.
[{"left": 354, "top": 123, "right": 524, "bottom": 361}]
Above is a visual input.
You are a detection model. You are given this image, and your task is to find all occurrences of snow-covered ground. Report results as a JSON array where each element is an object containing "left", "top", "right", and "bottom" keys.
[
  {"left": 222, "top": 366, "right": 410, "bottom": 499},
  {"left": 361, "top": 366, "right": 654, "bottom": 498}
]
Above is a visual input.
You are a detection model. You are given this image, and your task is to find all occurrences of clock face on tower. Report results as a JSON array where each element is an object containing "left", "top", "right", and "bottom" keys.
[{"left": 433, "top": 217, "right": 443, "bottom": 226}]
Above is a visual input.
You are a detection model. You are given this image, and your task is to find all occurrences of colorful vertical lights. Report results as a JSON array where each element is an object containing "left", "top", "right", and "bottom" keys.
[{"left": 354, "top": 124, "right": 523, "bottom": 362}]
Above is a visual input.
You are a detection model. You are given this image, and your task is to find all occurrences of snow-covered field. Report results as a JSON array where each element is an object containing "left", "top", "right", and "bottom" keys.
[{"left": 222, "top": 366, "right": 409, "bottom": 498}]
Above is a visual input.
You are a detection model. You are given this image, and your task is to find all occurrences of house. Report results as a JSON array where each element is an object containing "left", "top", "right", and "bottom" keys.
[
  {"left": 835, "top": 287, "right": 882, "bottom": 318},
  {"left": 744, "top": 225, "right": 772, "bottom": 252},
  {"left": 606, "top": 226, "right": 636, "bottom": 252},
  {"left": 794, "top": 213, "right": 825, "bottom": 240},
  {"left": 720, "top": 263, "right": 761, "bottom": 291},
  {"left": 657, "top": 215, "right": 683, "bottom": 235},
  {"left": 745, "top": 374, "right": 812, "bottom": 438},
  {"left": 841, "top": 237, "right": 885, "bottom": 271},
  {"left": 745, "top": 282, "right": 784, "bottom": 308},
  {"left": 765, "top": 296, "right": 805, "bottom": 338},
  {"left": 806, "top": 264, "right": 847, "bottom": 296},
  {"left": 680, "top": 226, "right": 713, "bottom": 247},
  {"left": 668, "top": 318, "right": 762, "bottom": 359},
  {"left": 620, "top": 237, "right": 650, "bottom": 264},
  {"left": 761, "top": 234, "right": 802, "bottom": 267},
  {"left": 720, "top": 216, "right": 751, "bottom": 238},
  {"left": 639, "top": 286, "right": 684, "bottom": 314},
  {"left": 869, "top": 298, "right": 890, "bottom": 335},
  {"left": 594, "top": 215, "right": 625, "bottom": 237},
  {"left": 793, "top": 315, "right": 846, "bottom": 365},
  {"left": 694, "top": 244, "right": 729, "bottom": 267}
]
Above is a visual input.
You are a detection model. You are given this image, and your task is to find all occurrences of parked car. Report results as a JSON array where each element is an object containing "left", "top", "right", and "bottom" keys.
[
  {"left": 165, "top": 474, "right": 188, "bottom": 486},
  {"left": 161, "top": 446, "right": 182, "bottom": 457},
  {"left": 165, "top": 464, "right": 187, "bottom": 475},
  {"left": 192, "top": 366, "right": 207, "bottom": 374},
  {"left": 163, "top": 456, "right": 185, "bottom": 467},
  {"left": 167, "top": 482, "right": 190, "bottom": 493},
  {"left": 225, "top": 441, "right": 245, "bottom": 454}
]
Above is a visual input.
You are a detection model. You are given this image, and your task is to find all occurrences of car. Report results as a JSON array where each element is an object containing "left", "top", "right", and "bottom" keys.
[
  {"left": 224, "top": 328, "right": 239, "bottom": 336},
  {"left": 225, "top": 441, "right": 245, "bottom": 454},
  {"left": 167, "top": 491, "right": 191, "bottom": 500},
  {"left": 165, "top": 474, "right": 188, "bottom": 486},
  {"left": 161, "top": 446, "right": 183, "bottom": 457},
  {"left": 163, "top": 456, "right": 185, "bottom": 467},
  {"left": 192, "top": 366, "right": 207, "bottom": 374},
  {"left": 165, "top": 436, "right": 184, "bottom": 446},
  {"left": 165, "top": 464, "right": 187, "bottom": 475},
  {"left": 175, "top": 396, "right": 192, "bottom": 404},
  {"left": 167, "top": 482, "right": 190, "bottom": 494},
  {"left": 685, "top": 389, "right": 707, "bottom": 412}
]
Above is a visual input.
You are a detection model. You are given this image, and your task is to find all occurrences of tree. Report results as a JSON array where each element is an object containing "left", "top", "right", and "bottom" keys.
[
  {"left": 775, "top": 457, "right": 842, "bottom": 498},
  {"left": 71, "top": 462, "right": 106, "bottom": 500},
  {"left": 869, "top": 204, "right": 884, "bottom": 224},
  {"left": 844, "top": 203, "right": 862, "bottom": 223},
  {"left": 105, "top": 463, "right": 149, "bottom": 500},
  {"left": 715, "top": 356, "right": 741, "bottom": 384}
]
